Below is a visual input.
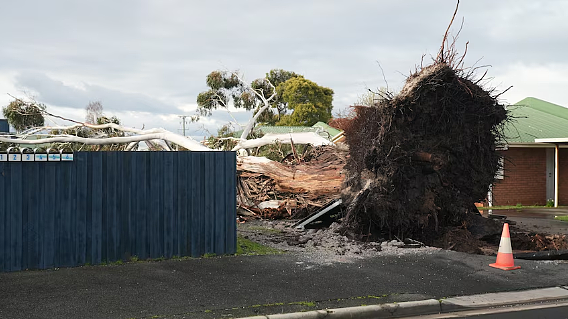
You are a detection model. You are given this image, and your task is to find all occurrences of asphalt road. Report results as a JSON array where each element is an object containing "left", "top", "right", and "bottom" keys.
[{"left": 0, "top": 250, "right": 567, "bottom": 319}]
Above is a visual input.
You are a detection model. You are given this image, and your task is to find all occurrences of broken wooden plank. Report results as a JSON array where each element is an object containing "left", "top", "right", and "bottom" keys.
[{"left": 294, "top": 198, "right": 342, "bottom": 229}]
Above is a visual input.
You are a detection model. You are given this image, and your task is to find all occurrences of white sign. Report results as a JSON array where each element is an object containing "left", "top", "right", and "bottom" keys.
[
  {"left": 48, "top": 154, "right": 61, "bottom": 161},
  {"left": 22, "top": 153, "right": 34, "bottom": 162},
  {"left": 61, "top": 153, "right": 74, "bottom": 161},
  {"left": 35, "top": 154, "right": 48, "bottom": 161},
  {"left": 8, "top": 154, "right": 21, "bottom": 161},
  {"left": 0, "top": 153, "right": 6, "bottom": 162}
]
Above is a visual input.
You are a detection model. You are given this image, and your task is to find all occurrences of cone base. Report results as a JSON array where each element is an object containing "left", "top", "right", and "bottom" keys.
[{"left": 489, "top": 263, "right": 521, "bottom": 271}]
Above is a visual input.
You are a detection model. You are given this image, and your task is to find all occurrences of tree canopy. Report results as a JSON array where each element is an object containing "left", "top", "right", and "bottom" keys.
[
  {"left": 196, "top": 71, "right": 269, "bottom": 116},
  {"left": 277, "top": 77, "right": 334, "bottom": 126},
  {"left": 2, "top": 99, "right": 46, "bottom": 132},
  {"left": 196, "top": 69, "right": 334, "bottom": 128}
]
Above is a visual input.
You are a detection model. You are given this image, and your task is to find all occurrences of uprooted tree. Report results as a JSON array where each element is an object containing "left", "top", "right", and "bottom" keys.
[{"left": 340, "top": 4, "right": 509, "bottom": 241}]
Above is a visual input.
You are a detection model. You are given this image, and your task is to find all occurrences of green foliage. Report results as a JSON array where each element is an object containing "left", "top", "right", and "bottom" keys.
[
  {"left": 546, "top": 199, "right": 555, "bottom": 207},
  {"left": 236, "top": 236, "right": 283, "bottom": 255},
  {"left": 197, "top": 69, "right": 334, "bottom": 132},
  {"left": 206, "top": 123, "right": 264, "bottom": 150},
  {"left": 96, "top": 115, "right": 120, "bottom": 125},
  {"left": 277, "top": 77, "right": 334, "bottom": 126},
  {"left": 196, "top": 70, "right": 266, "bottom": 117},
  {"left": 206, "top": 123, "right": 239, "bottom": 150},
  {"left": 554, "top": 215, "right": 568, "bottom": 222},
  {"left": 254, "top": 141, "right": 311, "bottom": 162},
  {"left": 264, "top": 70, "right": 334, "bottom": 126},
  {"left": 49, "top": 109, "right": 124, "bottom": 151},
  {"left": 260, "top": 69, "right": 303, "bottom": 124},
  {"left": 2, "top": 99, "right": 45, "bottom": 132}
]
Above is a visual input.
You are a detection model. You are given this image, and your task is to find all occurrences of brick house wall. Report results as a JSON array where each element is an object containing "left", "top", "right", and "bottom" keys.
[
  {"left": 492, "top": 147, "right": 547, "bottom": 206},
  {"left": 559, "top": 149, "right": 568, "bottom": 205}
]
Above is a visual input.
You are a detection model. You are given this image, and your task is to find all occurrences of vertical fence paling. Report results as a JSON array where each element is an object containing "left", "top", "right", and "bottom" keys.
[{"left": 0, "top": 151, "right": 236, "bottom": 272}]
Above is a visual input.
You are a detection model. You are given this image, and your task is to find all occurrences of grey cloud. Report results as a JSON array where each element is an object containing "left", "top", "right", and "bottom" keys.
[
  {"left": 14, "top": 72, "right": 174, "bottom": 114},
  {"left": 2, "top": 0, "right": 568, "bottom": 129}
]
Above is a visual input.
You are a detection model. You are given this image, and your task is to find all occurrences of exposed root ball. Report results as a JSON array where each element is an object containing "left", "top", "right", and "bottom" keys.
[{"left": 341, "top": 62, "right": 508, "bottom": 240}]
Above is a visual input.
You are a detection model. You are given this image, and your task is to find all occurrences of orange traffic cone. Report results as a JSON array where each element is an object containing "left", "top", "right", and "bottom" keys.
[{"left": 490, "top": 223, "right": 521, "bottom": 270}]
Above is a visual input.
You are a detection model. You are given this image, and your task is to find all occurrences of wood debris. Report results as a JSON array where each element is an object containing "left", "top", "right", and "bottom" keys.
[{"left": 237, "top": 145, "right": 346, "bottom": 219}]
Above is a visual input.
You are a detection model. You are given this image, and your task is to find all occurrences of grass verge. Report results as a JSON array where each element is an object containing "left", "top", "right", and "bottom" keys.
[
  {"left": 236, "top": 235, "right": 284, "bottom": 256},
  {"left": 554, "top": 215, "right": 568, "bottom": 222}
]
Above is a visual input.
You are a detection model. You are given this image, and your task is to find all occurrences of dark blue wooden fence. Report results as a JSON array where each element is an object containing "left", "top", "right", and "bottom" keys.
[{"left": 0, "top": 151, "right": 236, "bottom": 272}]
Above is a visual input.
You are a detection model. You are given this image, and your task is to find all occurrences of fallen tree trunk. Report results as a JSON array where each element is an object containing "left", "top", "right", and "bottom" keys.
[
  {"left": 0, "top": 132, "right": 211, "bottom": 151},
  {"left": 237, "top": 146, "right": 346, "bottom": 219},
  {"left": 3, "top": 123, "right": 211, "bottom": 151},
  {"left": 232, "top": 132, "right": 332, "bottom": 151}
]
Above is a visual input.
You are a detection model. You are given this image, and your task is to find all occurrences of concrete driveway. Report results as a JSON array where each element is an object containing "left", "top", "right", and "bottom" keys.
[{"left": 482, "top": 208, "right": 568, "bottom": 234}]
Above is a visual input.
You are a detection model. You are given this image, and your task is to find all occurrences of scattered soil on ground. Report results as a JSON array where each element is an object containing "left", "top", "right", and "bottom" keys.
[
  {"left": 238, "top": 216, "right": 568, "bottom": 263},
  {"left": 238, "top": 219, "right": 440, "bottom": 265}
]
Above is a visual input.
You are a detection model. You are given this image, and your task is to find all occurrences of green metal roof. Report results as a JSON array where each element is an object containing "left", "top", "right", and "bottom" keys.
[
  {"left": 232, "top": 126, "right": 319, "bottom": 138},
  {"left": 505, "top": 97, "right": 568, "bottom": 143},
  {"left": 311, "top": 122, "right": 342, "bottom": 138},
  {"left": 257, "top": 126, "right": 320, "bottom": 135}
]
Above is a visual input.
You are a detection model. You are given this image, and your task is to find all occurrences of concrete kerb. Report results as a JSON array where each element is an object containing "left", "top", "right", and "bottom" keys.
[
  {"left": 440, "top": 287, "right": 568, "bottom": 312},
  {"left": 238, "top": 299, "right": 442, "bottom": 319},
  {"left": 238, "top": 287, "right": 568, "bottom": 319}
]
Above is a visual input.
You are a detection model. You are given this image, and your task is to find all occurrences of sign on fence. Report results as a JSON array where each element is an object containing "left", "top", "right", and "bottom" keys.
[
  {"left": 0, "top": 149, "right": 73, "bottom": 162},
  {"left": 0, "top": 151, "right": 237, "bottom": 272}
]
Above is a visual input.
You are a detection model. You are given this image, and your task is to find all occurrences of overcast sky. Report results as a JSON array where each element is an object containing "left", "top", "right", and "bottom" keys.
[{"left": 1, "top": 0, "right": 567, "bottom": 139}]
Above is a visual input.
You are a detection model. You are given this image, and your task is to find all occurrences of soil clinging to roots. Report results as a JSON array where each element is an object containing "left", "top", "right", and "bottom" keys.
[{"left": 341, "top": 61, "right": 509, "bottom": 242}]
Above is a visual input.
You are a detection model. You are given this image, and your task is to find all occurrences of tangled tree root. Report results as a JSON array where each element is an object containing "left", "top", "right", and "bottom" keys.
[{"left": 341, "top": 32, "right": 509, "bottom": 241}]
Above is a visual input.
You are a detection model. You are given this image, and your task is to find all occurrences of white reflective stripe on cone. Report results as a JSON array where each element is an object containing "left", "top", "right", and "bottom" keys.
[{"left": 498, "top": 236, "right": 513, "bottom": 254}]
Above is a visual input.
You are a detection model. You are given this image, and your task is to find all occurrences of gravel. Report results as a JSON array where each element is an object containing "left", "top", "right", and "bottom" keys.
[{"left": 238, "top": 219, "right": 440, "bottom": 265}]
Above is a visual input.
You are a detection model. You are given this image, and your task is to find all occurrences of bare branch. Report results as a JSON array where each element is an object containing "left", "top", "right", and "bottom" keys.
[
  {"left": 0, "top": 132, "right": 211, "bottom": 151},
  {"left": 376, "top": 61, "right": 390, "bottom": 94},
  {"left": 232, "top": 132, "right": 332, "bottom": 151},
  {"left": 437, "top": 0, "right": 460, "bottom": 63},
  {"left": 494, "top": 86, "right": 513, "bottom": 98},
  {"left": 232, "top": 72, "right": 277, "bottom": 143}
]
